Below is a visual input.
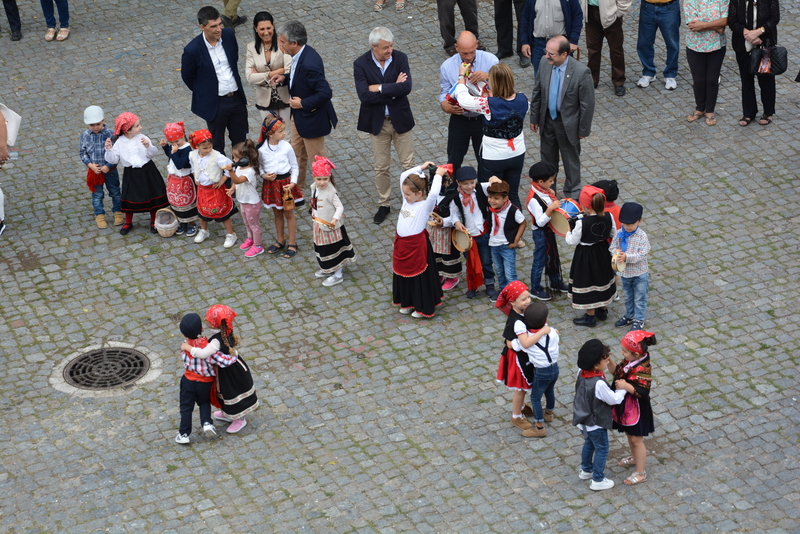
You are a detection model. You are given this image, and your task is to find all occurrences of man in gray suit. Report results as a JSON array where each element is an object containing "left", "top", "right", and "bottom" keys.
[{"left": 530, "top": 36, "right": 595, "bottom": 200}]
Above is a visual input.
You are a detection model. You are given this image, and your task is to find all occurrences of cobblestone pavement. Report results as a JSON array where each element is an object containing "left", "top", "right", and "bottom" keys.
[{"left": 1, "top": 0, "right": 799, "bottom": 532}]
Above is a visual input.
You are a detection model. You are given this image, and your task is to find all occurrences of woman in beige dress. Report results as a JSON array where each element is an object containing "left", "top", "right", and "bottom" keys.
[{"left": 246, "top": 12, "right": 292, "bottom": 129}]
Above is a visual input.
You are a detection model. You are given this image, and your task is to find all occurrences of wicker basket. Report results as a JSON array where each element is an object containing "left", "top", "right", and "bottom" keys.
[{"left": 154, "top": 208, "right": 179, "bottom": 238}]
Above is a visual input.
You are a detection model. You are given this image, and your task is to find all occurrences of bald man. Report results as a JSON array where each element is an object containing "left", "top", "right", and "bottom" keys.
[{"left": 439, "top": 32, "right": 498, "bottom": 176}]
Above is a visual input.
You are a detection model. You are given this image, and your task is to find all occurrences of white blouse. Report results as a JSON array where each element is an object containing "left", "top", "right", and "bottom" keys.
[
  {"left": 234, "top": 167, "right": 260, "bottom": 205},
  {"left": 190, "top": 152, "right": 233, "bottom": 186},
  {"left": 258, "top": 140, "right": 298, "bottom": 183},
  {"left": 104, "top": 134, "right": 159, "bottom": 168},
  {"left": 527, "top": 189, "right": 554, "bottom": 230},
  {"left": 452, "top": 182, "right": 490, "bottom": 237},
  {"left": 396, "top": 166, "right": 442, "bottom": 238}
]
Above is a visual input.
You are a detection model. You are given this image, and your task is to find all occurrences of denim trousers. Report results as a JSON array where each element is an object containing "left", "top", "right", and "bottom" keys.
[
  {"left": 178, "top": 376, "right": 213, "bottom": 436},
  {"left": 530, "top": 228, "right": 558, "bottom": 292},
  {"left": 622, "top": 272, "right": 649, "bottom": 321},
  {"left": 531, "top": 37, "right": 547, "bottom": 77},
  {"left": 581, "top": 427, "right": 610, "bottom": 482},
  {"left": 636, "top": 0, "right": 681, "bottom": 78},
  {"left": 464, "top": 232, "right": 495, "bottom": 287},
  {"left": 530, "top": 362, "right": 559, "bottom": 423},
  {"left": 40, "top": 0, "right": 69, "bottom": 28},
  {"left": 491, "top": 243, "right": 517, "bottom": 291},
  {"left": 91, "top": 169, "right": 121, "bottom": 215}
]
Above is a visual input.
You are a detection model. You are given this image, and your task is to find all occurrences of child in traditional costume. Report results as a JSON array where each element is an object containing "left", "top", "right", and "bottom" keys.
[
  {"left": 159, "top": 121, "right": 198, "bottom": 237},
  {"left": 609, "top": 330, "right": 656, "bottom": 486},
  {"left": 226, "top": 140, "right": 264, "bottom": 258},
  {"left": 80, "top": 105, "right": 121, "bottom": 229},
  {"left": 486, "top": 178, "right": 526, "bottom": 293},
  {"left": 610, "top": 202, "right": 651, "bottom": 331},
  {"left": 392, "top": 162, "right": 446, "bottom": 318},
  {"left": 309, "top": 156, "right": 356, "bottom": 287},
  {"left": 430, "top": 165, "right": 461, "bottom": 291},
  {"left": 257, "top": 111, "right": 303, "bottom": 258},
  {"left": 103, "top": 112, "right": 169, "bottom": 235},
  {"left": 188, "top": 129, "right": 238, "bottom": 248},
  {"left": 566, "top": 185, "right": 617, "bottom": 327}
]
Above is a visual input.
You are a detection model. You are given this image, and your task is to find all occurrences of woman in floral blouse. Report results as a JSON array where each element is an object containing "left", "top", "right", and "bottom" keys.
[{"left": 685, "top": 0, "right": 728, "bottom": 126}]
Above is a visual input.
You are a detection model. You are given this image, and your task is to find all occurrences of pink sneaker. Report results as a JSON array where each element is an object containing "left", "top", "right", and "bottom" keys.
[
  {"left": 244, "top": 245, "right": 264, "bottom": 258},
  {"left": 213, "top": 410, "right": 233, "bottom": 422},
  {"left": 442, "top": 278, "right": 459, "bottom": 291},
  {"left": 226, "top": 418, "right": 247, "bottom": 433},
  {"left": 239, "top": 238, "right": 254, "bottom": 250}
]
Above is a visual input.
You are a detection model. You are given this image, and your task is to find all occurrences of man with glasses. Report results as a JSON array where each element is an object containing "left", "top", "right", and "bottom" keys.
[{"left": 530, "top": 36, "right": 595, "bottom": 200}]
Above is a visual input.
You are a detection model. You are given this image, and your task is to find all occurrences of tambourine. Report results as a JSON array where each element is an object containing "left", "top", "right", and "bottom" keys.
[
  {"left": 452, "top": 227, "right": 473, "bottom": 252},
  {"left": 427, "top": 212, "right": 444, "bottom": 227},
  {"left": 612, "top": 252, "right": 626, "bottom": 272}
]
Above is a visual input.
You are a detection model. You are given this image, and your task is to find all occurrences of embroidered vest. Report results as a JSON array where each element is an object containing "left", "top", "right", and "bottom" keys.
[{"left": 483, "top": 94, "right": 529, "bottom": 139}]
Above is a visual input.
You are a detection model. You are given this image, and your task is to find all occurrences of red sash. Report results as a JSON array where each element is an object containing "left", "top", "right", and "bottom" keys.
[
  {"left": 393, "top": 231, "right": 428, "bottom": 277},
  {"left": 197, "top": 183, "right": 233, "bottom": 219},
  {"left": 183, "top": 337, "right": 215, "bottom": 383},
  {"left": 86, "top": 168, "right": 105, "bottom": 191},
  {"left": 465, "top": 222, "right": 487, "bottom": 291}
]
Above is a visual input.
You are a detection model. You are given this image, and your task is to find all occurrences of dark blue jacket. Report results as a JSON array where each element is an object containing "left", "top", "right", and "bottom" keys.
[
  {"left": 353, "top": 50, "right": 415, "bottom": 136},
  {"left": 288, "top": 45, "right": 338, "bottom": 139},
  {"left": 180, "top": 28, "right": 247, "bottom": 122},
  {"left": 520, "top": 0, "right": 584, "bottom": 47}
]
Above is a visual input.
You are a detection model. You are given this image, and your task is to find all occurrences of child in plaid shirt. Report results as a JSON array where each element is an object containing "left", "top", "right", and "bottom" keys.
[
  {"left": 80, "top": 106, "right": 122, "bottom": 229},
  {"left": 610, "top": 202, "right": 651, "bottom": 331},
  {"left": 175, "top": 313, "right": 237, "bottom": 444}
]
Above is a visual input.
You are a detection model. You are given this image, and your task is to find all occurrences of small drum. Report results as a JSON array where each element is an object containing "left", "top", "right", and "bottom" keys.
[
  {"left": 612, "top": 253, "right": 627, "bottom": 273},
  {"left": 452, "top": 227, "right": 473, "bottom": 252},
  {"left": 549, "top": 198, "right": 582, "bottom": 237}
]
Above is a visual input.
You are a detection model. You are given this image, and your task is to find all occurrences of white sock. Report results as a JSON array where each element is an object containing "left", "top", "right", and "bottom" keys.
[
  {"left": 512, "top": 414, "right": 524, "bottom": 419},
  {"left": 334, "top": 268, "right": 343, "bottom": 279}
]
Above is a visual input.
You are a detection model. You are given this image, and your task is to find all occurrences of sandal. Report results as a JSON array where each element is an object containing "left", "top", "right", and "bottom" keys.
[
  {"left": 686, "top": 111, "right": 704, "bottom": 123},
  {"left": 266, "top": 241, "right": 285, "bottom": 254},
  {"left": 396, "top": 1, "right": 405, "bottom": 11},
  {"left": 373, "top": 0, "right": 385, "bottom": 10},
  {"left": 624, "top": 471, "right": 647, "bottom": 485},
  {"left": 56, "top": 27, "right": 70, "bottom": 41},
  {"left": 758, "top": 115, "right": 773, "bottom": 125},
  {"left": 618, "top": 456, "right": 635, "bottom": 468},
  {"left": 738, "top": 117, "right": 752, "bottom": 127},
  {"left": 45, "top": 28, "right": 56, "bottom": 42},
  {"left": 283, "top": 244, "right": 298, "bottom": 258},
  {"left": 705, "top": 114, "right": 716, "bottom": 126}
]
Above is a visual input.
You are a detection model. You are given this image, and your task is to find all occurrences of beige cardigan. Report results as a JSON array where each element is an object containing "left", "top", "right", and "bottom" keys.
[{"left": 245, "top": 40, "right": 291, "bottom": 109}]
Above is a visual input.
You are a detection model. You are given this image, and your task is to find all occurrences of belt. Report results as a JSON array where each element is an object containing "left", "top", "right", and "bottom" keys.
[
  {"left": 645, "top": 0, "right": 677, "bottom": 5},
  {"left": 455, "top": 114, "right": 482, "bottom": 121},
  {"left": 221, "top": 90, "right": 239, "bottom": 97},
  {"left": 385, "top": 116, "right": 392, "bottom": 121}
]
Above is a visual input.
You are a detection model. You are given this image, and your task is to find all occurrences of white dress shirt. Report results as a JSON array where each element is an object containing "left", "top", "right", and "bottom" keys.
[
  {"left": 204, "top": 34, "right": 238, "bottom": 95},
  {"left": 104, "top": 135, "right": 159, "bottom": 168}
]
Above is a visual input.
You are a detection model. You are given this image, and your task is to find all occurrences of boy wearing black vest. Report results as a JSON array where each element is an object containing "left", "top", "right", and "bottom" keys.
[
  {"left": 486, "top": 177, "right": 526, "bottom": 294},
  {"left": 573, "top": 339, "right": 628, "bottom": 491}
]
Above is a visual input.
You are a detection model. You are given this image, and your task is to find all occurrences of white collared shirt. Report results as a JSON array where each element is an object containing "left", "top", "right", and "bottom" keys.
[
  {"left": 371, "top": 52, "right": 393, "bottom": 117},
  {"left": 204, "top": 33, "right": 238, "bottom": 96},
  {"left": 289, "top": 45, "right": 306, "bottom": 89}
]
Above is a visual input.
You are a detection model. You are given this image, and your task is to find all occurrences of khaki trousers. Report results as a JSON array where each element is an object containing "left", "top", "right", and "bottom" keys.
[
  {"left": 371, "top": 118, "right": 415, "bottom": 207},
  {"left": 290, "top": 117, "right": 326, "bottom": 192},
  {"left": 222, "top": 0, "right": 242, "bottom": 19}
]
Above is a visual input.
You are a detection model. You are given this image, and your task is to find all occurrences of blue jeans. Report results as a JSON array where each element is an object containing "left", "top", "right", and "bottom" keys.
[
  {"left": 491, "top": 243, "right": 517, "bottom": 291},
  {"left": 581, "top": 427, "right": 610, "bottom": 482},
  {"left": 91, "top": 169, "right": 121, "bottom": 215},
  {"left": 637, "top": 0, "right": 680, "bottom": 78},
  {"left": 622, "top": 272, "right": 649, "bottom": 321},
  {"left": 530, "top": 228, "right": 560, "bottom": 292},
  {"left": 530, "top": 362, "right": 558, "bottom": 423},
  {"left": 464, "top": 232, "right": 495, "bottom": 287},
  {"left": 531, "top": 37, "right": 547, "bottom": 76},
  {"left": 40, "top": 0, "right": 69, "bottom": 28}
]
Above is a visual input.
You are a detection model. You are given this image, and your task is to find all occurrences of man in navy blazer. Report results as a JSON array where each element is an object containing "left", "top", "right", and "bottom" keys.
[
  {"left": 181, "top": 6, "right": 248, "bottom": 155},
  {"left": 354, "top": 27, "right": 415, "bottom": 224},
  {"left": 270, "top": 21, "right": 337, "bottom": 192}
]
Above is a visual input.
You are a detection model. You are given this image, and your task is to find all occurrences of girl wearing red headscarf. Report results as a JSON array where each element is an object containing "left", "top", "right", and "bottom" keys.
[
  {"left": 565, "top": 185, "right": 617, "bottom": 327},
  {"left": 609, "top": 330, "right": 656, "bottom": 486},
  {"left": 159, "top": 122, "right": 198, "bottom": 237},
  {"left": 181, "top": 305, "right": 259, "bottom": 434},
  {"left": 104, "top": 112, "right": 169, "bottom": 235}
]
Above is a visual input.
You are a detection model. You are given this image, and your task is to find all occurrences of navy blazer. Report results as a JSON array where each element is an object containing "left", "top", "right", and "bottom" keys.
[
  {"left": 180, "top": 29, "right": 247, "bottom": 122},
  {"left": 520, "top": 0, "right": 583, "bottom": 47},
  {"left": 289, "top": 45, "right": 338, "bottom": 139},
  {"left": 353, "top": 50, "right": 415, "bottom": 136}
]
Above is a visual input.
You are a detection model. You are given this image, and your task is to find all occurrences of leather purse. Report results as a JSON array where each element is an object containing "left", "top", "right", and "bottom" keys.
[{"left": 749, "top": 44, "right": 788, "bottom": 76}]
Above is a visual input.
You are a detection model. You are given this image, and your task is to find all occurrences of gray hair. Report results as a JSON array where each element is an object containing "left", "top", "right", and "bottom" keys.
[
  {"left": 278, "top": 20, "right": 307, "bottom": 46},
  {"left": 369, "top": 27, "right": 394, "bottom": 46}
]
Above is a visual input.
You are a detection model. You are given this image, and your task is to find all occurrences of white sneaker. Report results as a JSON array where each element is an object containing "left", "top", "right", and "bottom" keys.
[
  {"left": 223, "top": 233, "right": 237, "bottom": 248},
  {"left": 664, "top": 77, "right": 677, "bottom": 90},
  {"left": 175, "top": 433, "right": 190, "bottom": 444},
  {"left": 322, "top": 275, "right": 343, "bottom": 287},
  {"left": 202, "top": 422, "right": 218, "bottom": 439},
  {"left": 411, "top": 311, "right": 430, "bottom": 319},
  {"left": 590, "top": 477, "right": 615, "bottom": 491},
  {"left": 314, "top": 269, "right": 328, "bottom": 279},
  {"left": 579, "top": 470, "right": 593, "bottom": 480},
  {"left": 636, "top": 75, "right": 655, "bottom": 88},
  {"left": 194, "top": 228, "right": 209, "bottom": 243}
]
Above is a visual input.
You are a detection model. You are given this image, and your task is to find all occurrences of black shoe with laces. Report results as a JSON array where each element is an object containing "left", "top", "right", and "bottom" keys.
[
  {"left": 373, "top": 206, "right": 391, "bottom": 225},
  {"left": 595, "top": 308, "right": 609, "bottom": 321},
  {"left": 573, "top": 314, "right": 597, "bottom": 327}
]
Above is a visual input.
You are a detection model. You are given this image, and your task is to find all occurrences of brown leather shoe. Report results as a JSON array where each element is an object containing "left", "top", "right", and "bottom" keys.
[
  {"left": 113, "top": 212, "right": 125, "bottom": 226},
  {"left": 511, "top": 417, "right": 532, "bottom": 431},
  {"left": 522, "top": 425, "right": 546, "bottom": 438},
  {"left": 521, "top": 404, "right": 533, "bottom": 417},
  {"left": 544, "top": 409, "right": 554, "bottom": 422},
  {"left": 95, "top": 214, "right": 108, "bottom": 229}
]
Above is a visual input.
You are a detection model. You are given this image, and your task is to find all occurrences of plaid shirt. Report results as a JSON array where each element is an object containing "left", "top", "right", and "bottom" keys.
[
  {"left": 180, "top": 341, "right": 237, "bottom": 377},
  {"left": 609, "top": 228, "right": 650, "bottom": 278},
  {"left": 80, "top": 127, "right": 117, "bottom": 169}
]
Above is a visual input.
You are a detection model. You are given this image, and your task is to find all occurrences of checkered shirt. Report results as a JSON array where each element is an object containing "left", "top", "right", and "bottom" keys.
[
  {"left": 609, "top": 228, "right": 650, "bottom": 278},
  {"left": 80, "top": 127, "right": 117, "bottom": 168},
  {"left": 180, "top": 346, "right": 237, "bottom": 377}
]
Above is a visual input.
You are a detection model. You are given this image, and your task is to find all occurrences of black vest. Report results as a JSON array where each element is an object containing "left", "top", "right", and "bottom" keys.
[
  {"left": 572, "top": 375, "right": 613, "bottom": 429},
  {"left": 438, "top": 183, "right": 490, "bottom": 226},
  {"left": 495, "top": 204, "right": 521, "bottom": 244},
  {"left": 579, "top": 213, "right": 613, "bottom": 244}
]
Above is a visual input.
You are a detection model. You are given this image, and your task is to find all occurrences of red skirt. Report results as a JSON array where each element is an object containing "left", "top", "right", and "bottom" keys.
[
  {"left": 496, "top": 347, "right": 532, "bottom": 391},
  {"left": 262, "top": 173, "right": 304, "bottom": 209},
  {"left": 197, "top": 183, "right": 236, "bottom": 221}
]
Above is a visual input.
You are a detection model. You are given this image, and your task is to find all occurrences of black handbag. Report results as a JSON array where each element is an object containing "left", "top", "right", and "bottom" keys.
[{"left": 749, "top": 44, "right": 788, "bottom": 76}]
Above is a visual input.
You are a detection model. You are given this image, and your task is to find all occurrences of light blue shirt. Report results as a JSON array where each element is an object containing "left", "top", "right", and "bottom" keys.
[
  {"left": 289, "top": 45, "right": 306, "bottom": 89},
  {"left": 549, "top": 56, "right": 569, "bottom": 113},
  {"left": 371, "top": 52, "right": 393, "bottom": 117},
  {"left": 439, "top": 51, "right": 499, "bottom": 117}
]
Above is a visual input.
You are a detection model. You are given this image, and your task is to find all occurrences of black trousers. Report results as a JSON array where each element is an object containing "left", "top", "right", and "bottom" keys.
[
  {"left": 686, "top": 47, "right": 725, "bottom": 114},
  {"left": 206, "top": 93, "right": 249, "bottom": 155},
  {"left": 437, "top": 0, "right": 479, "bottom": 49},
  {"left": 481, "top": 153, "right": 525, "bottom": 209},
  {"left": 447, "top": 114, "right": 484, "bottom": 177},
  {"left": 179, "top": 375, "right": 213, "bottom": 436},
  {"left": 494, "top": 0, "right": 525, "bottom": 57},
  {"left": 3, "top": 0, "right": 21, "bottom": 32},
  {"left": 734, "top": 49, "right": 776, "bottom": 119}
]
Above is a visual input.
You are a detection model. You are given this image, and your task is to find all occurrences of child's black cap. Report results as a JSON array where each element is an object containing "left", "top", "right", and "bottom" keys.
[
  {"left": 529, "top": 161, "right": 557, "bottom": 182},
  {"left": 180, "top": 313, "right": 202, "bottom": 339},
  {"left": 591, "top": 179, "right": 619, "bottom": 202},
  {"left": 524, "top": 302, "right": 549, "bottom": 330},
  {"left": 455, "top": 166, "right": 478, "bottom": 182},
  {"left": 619, "top": 202, "right": 643, "bottom": 224},
  {"left": 577, "top": 339, "right": 608, "bottom": 370}
]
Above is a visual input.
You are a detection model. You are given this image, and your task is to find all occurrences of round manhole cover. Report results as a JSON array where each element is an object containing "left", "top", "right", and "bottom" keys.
[{"left": 63, "top": 347, "right": 151, "bottom": 390}]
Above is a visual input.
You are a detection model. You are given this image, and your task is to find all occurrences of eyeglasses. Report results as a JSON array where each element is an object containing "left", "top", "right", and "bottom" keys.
[{"left": 544, "top": 51, "right": 559, "bottom": 57}]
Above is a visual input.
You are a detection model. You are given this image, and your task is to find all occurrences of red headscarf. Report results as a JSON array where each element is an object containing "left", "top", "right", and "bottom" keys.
[
  {"left": 438, "top": 164, "right": 454, "bottom": 176},
  {"left": 257, "top": 111, "right": 284, "bottom": 147},
  {"left": 206, "top": 304, "right": 237, "bottom": 334},
  {"left": 494, "top": 281, "right": 529, "bottom": 316},
  {"left": 113, "top": 112, "right": 139, "bottom": 136},
  {"left": 189, "top": 129, "right": 213, "bottom": 149},
  {"left": 579, "top": 185, "right": 605, "bottom": 211},
  {"left": 312, "top": 155, "right": 336, "bottom": 177},
  {"left": 164, "top": 121, "right": 186, "bottom": 142},
  {"left": 621, "top": 330, "right": 656, "bottom": 354}
]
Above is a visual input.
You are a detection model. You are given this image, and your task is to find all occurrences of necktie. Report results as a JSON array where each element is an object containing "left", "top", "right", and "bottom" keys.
[{"left": 549, "top": 66, "right": 560, "bottom": 120}]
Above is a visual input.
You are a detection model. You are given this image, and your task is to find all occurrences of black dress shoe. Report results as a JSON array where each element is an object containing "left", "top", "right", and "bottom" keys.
[
  {"left": 444, "top": 45, "right": 457, "bottom": 57},
  {"left": 150, "top": 225, "right": 158, "bottom": 234},
  {"left": 573, "top": 314, "right": 597, "bottom": 327},
  {"left": 614, "top": 85, "right": 626, "bottom": 97},
  {"left": 120, "top": 224, "right": 133, "bottom": 235},
  {"left": 11, "top": 30, "right": 22, "bottom": 41},
  {"left": 373, "top": 206, "right": 391, "bottom": 225},
  {"left": 519, "top": 56, "right": 531, "bottom": 68},
  {"left": 495, "top": 51, "right": 513, "bottom": 60},
  {"left": 231, "top": 15, "right": 247, "bottom": 27},
  {"left": 595, "top": 308, "right": 609, "bottom": 321},
  {"left": 220, "top": 15, "right": 233, "bottom": 28},
  {"left": 476, "top": 41, "right": 487, "bottom": 51}
]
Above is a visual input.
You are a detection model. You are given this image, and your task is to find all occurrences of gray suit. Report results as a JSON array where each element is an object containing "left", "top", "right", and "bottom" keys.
[{"left": 530, "top": 56, "right": 595, "bottom": 199}]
